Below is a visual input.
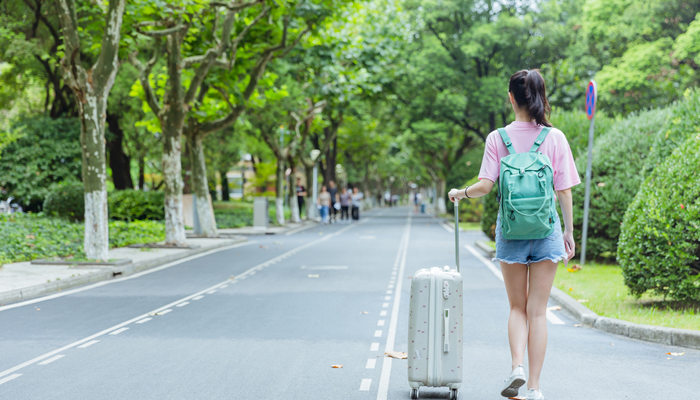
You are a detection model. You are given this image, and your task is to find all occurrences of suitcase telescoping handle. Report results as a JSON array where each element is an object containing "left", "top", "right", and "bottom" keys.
[{"left": 454, "top": 199, "right": 460, "bottom": 273}]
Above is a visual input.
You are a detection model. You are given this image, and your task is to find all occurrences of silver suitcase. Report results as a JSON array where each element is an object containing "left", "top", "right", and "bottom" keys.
[{"left": 408, "top": 201, "right": 463, "bottom": 400}]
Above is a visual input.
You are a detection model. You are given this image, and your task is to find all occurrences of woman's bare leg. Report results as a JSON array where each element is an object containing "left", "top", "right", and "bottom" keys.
[
  {"left": 526, "top": 260, "right": 558, "bottom": 389},
  {"left": 500, "top": 262, "right": 529, "bottom": 369}
]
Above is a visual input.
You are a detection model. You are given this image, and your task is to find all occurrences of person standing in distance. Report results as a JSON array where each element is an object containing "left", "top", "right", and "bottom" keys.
[
  {"left": 328, "top": 180, "right": 339, "bottom": 223},
  {"left": 295, "top": 178, "right": 307, "bottom": 219},
  {"left": 448, "top": 69, "right": 579, "bottom": 400}
]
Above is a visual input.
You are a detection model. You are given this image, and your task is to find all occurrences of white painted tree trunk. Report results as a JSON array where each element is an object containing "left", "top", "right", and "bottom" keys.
[
  {"left": 275, "top": 198, "right": 285, "bottom": 226},
  {"left": 189, "top": 134, "right": 218, "bottom": 237},
  {"left": 81, "top": 91, "right": 109, "bottom": 260},
  {"left": 290, "top": 183, "right": 300, "bottom": 223},
  {"left": 163, "top": 135, "right": 186, "bottom": 245},
  {"left": 437, "top": 178, "right": 447, "bottom": 215}
]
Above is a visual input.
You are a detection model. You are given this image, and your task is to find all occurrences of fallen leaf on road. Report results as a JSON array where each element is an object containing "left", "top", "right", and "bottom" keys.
[
  {"left": 35, "top": 307, "right": 40, "bottom": 311},
  {"left": 229, "top": 276, "right": 236, "bottom": 280},
  {"left": 508, "top": 397, "right": 524, "bottom": 400},
  {"left": 307, "top": 274, "right": 320, "bottom": 278},
  {"left": 361, "top": 311, "right": 369, "bottom": 315},
  {"left": 331, "top": 364, "right": 343, "bottom": 368},
  {"left": 667, "top": 352, "right": 685, "bottom": 356},
  {"left": 547, "top": 306, "right": 561, "bottom": 311},
  {"left": 385, "top": 351, "right": 407, "bottom": 359}
]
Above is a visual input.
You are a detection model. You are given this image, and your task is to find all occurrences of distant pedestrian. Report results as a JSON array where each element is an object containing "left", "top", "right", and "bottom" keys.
[
  {"left": 318, "top": 185, "right": 331, "bottom": 224},
  {"left": 448, "top": 69, "right": 578, "bottom": 400},
  {"left": 296, "top": 178, "right": 307, "bottom": 219},
  {"left": 328, "top": 180, "right": 339, "bottom": 223},
  {"left": 351, "top": 187, "right": 363, "bottom": 220},
  {"left": 339, "top": 187, "right": 351, "bottom": 223}
]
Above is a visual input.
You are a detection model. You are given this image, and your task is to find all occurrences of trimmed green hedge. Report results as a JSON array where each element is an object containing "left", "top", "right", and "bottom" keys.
[
  {"left": 0, "top": 214, "right": 164, "bottom": 265},
  {"left": 44, "top": 186, "right": 164, "bottom": 222},
  {"left": 109, "top": 190, "right": 164, "bottom": 221},
  {"left": 617, "top": 134, "right": 700, "bottom": 301},
  {"left": 572, "top": 107, "right": 672, "bottom": 260},
  {"left": 642, "top": 88, "right": 700, "bottom": 177}
]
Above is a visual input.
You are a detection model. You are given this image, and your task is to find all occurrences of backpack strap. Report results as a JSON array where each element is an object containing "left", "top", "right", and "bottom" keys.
[
  {"left": 498, "top": 128, "right": 516, "bottom": 155},
  {"left": 530, "top": 127, "right": 552, "bottom": 152}
]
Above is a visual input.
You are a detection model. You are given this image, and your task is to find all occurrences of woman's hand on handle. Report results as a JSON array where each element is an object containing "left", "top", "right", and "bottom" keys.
[{"left": 448, "top": 188, "right": 464, "bottom": 203}]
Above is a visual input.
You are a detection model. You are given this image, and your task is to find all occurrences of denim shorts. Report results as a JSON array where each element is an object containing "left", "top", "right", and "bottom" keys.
[{"left": 493, "top": 213, "right": 567, "bottom": 265}]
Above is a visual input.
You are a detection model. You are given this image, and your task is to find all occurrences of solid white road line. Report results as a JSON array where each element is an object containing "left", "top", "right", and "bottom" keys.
[
  {"left": 38, "top": 355, "right": 64, "bottom": 365},
  {"left": 0, "top": 241, "right": 255, "bottom": 313},
  {"left": 78, "top": 340, "right": 100, "bottom": 349},
  {"left": 366, "top": 359, "right": 377, "bottom": 369},
  {"left": 465, "top": 244, "right": 565, "bottom": 325},
  {"left": 0, "top": 216, "right": 367, "bottom": 381},
  {"left": 359, "top": 378, "right": 372, "bottom": 391},
  {"left": 109, "top": 327, "right": 129, "bottom": 336},
  {"left": 0, "top": 374, "right": 21, "bottom": 386},
  {"left": 370, "top": 342, "right": 380, "bottom": 352},
  {"left": 465, "top": 244, "right": 503, "bottom": 281},
  {"left": 546, "top": 309, "right": 565, "bottom": 325},
  {"left": 376, "top": 212, "right": 412, "bottom": 400}
]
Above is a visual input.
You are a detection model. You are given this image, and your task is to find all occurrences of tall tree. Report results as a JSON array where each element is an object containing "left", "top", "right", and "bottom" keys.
[{"left": 57, "top": 0, "right": 126, "bottom": 259}]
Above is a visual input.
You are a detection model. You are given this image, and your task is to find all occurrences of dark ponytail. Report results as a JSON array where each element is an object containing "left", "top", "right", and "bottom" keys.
[{"left": 508, "top": 69, "right": 552, "bottom": 127}]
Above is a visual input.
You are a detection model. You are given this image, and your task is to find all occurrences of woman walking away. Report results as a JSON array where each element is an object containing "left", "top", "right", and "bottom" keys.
[
  {"left": 448, "top": 69, "right": 579, "bottom": 400},
  {"left": 339, "top": 187, "right": 351, "bottom": 223},
  {"left": 318, "top": 185, "right": 331, "bottom": 224}
]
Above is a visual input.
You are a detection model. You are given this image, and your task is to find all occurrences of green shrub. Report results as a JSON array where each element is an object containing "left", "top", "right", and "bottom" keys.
[
  {"left": 0, "top": 214, "right": 164, "bottom": 265},
  {"left": 0, "top": 116, "right": 81, "bottom": 211},
  {"left": 642, "top": 88, "right": 700, "bottom": 177},
  {"left": 617, "top": 134, "right": 700, "bottom": 302},
  {"left": 109, "top": 190, "right": 164, "bottom": 221},
  {"left": 572, "top": 107, "right": 672, "bottom": 261},
  {"left": 550, "top": 108, "right": 616, "bottom": 159},
  {"left": 43, "top": 182, "right": 85, "bottom": 221}
]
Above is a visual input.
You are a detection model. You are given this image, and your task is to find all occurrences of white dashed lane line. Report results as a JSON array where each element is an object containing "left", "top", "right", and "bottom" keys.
[
  {"left": 38, "top": 355, "right": 64, "bottom": 366},
  {"left": 109, "top": 327, "right": 129, "bottom": 336},
  {"left": 192, "top": 295, "right": 204, "bottom": 301},
  {"left": 366, "top": 359, "right": 377, "bottom": 369},
  {"left": 78, "top": 340, "right": 100, "bottom": 349},
  {"left": 135, "top": 318, "right": 152, "bottom": 324},
  {"left": 370, "top": 343, "right": 380, "bottom": 352},
  {"left": 176, "top": 302, "right": 189, "bottom": 307},
  {"left": 374, "top": 330, "right": 383, "bottom": 338},
  {"left": 0, "top": 374, "right": 21, "bottom": 386},
  {"left": 359, "top": 378, "right": 372, "bottom": 391}
]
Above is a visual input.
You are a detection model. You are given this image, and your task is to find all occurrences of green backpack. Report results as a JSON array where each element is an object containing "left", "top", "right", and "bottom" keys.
[{"left": 498, "top": 127, "right": 557, "bottom": 240}]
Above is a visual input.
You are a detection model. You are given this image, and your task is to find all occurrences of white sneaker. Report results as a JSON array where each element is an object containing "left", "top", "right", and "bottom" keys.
[
  {"left": 524, "top": 388, "right": 544, "bottom": 400},
  {"left": 500, "top": 365, "right": 526, "bottom": 397}
]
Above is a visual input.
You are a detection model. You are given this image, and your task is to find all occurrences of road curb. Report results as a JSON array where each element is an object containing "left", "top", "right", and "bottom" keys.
[
  {"left": 0, "top": 237, "right": 247, "bottom": 307},
  {"left": 473, "top": 240, "right": 700, "bottom": 350}
]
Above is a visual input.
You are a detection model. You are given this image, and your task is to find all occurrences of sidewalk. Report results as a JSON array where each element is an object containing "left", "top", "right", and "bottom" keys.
[
  {"left": 473, "top": 240, "right": 700, "bottom": 350},
  {"left": 0, "top": 221, "right": 317, "bottom": 307}
]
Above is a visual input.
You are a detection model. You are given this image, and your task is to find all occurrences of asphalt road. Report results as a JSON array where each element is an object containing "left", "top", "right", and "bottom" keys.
[{"left": 0, "top": 207, "right": 697, "bottom": 400}]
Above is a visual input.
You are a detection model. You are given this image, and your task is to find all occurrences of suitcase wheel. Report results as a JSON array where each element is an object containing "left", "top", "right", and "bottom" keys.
[
  {"left": 410, "top": 388, "right": 418, "bottom": 399},
  {"left": 449, "top": 388, "right": 458, "bottom": 400}
]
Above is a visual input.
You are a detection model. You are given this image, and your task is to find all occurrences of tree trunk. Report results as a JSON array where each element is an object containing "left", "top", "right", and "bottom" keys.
[
  {"left": 275, "top": 156, "right": 285, "bottom": 225},
  {"left": 436, "top": 178, "right": 447, "bottom": 215},
  {"left": 138, "top": 155, "right": 145, "bottom": 190},
  {"left": 80, "top": 93, "right": 110, "bottom": 260},
  {"left": 57, "top": 0, "right": 125, "bottom": 260},
  {"left": 187, "top": 133, "right": 218, "bottom": 237},
  {"left": 220, "top": 170, "right": 230, "bottom": 201},
  {"left": 106, "top": 111, "right": 134, "bottom": 190},
  {"left": 289, "top": 164, "right": 300, "bottom": 223},
  {"left": 162, "top": 34, "right": 187, "bottom": 245}
]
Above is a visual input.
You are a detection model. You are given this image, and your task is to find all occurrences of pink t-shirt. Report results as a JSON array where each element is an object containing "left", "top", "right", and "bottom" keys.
[{"left": 478, "top": 121, "right": 581, "bottom": 191}]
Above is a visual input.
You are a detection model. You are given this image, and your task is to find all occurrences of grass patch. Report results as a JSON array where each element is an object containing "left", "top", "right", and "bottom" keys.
[
  {"left": 553, "top": 262, "right": 699, "bottom": 330},
  {"left": 213, "top": 199, "right": 291, "bottom": 228},
  {"left": 0, "top": 214, "right": 164, "bottom": 265},
  {"left": 459, "top": 222, "right": 481, "bottom": 231}
]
